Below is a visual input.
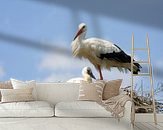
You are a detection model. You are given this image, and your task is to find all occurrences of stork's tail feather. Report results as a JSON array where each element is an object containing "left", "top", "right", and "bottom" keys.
[
  {"left": 128, "top": 62, "right": 142, "bottom": 74},
  {"left": 133, "top": 62, "right": 142, "bottom": 74}
]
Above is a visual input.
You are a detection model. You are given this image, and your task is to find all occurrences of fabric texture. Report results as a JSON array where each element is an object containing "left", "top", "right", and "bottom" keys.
[
  {"left": 10, "top": 78, "right": 37, "bottom": 100},
  {"left": 1, "top": 88, "right": 34, "bottom": 103},
  {"left": 103, "top": 79, "right": 122, "bottom": 100},
  {"left": 35, "top": 83, "right": 80, "bottom": 105},
  {"left": 99, "top": 94, "right": 131, "bottom": 119},
  {"left": 0, "top": 101, "right": 54, "bottom": 117},
  {"left": 77, "top": 79, "right": 131, "bottom": 120},
  {"left": 55, "top": 101, "right": 112, "bottom": 117},
  {"left": 0, "top": 80, "right": 13, "bottom": 101},
  {"left": 78, "top": 80, "right": 105, "bottom": 102},
  {"left": 0, "top": 117, "right": 132, "bottom": 130}
]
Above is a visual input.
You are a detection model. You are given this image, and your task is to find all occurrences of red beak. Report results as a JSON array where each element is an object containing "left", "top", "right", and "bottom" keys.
[{"left": 73, "top": 28, "right": 83, "bottom": 40}]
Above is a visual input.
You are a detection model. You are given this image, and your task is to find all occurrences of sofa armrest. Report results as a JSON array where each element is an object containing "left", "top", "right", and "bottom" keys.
[
  {"left": 119, "top": 100, "right": 133, "bottom": 129},
  {"left": 123, "top": 101, "right": 132, "bottom": 122}
]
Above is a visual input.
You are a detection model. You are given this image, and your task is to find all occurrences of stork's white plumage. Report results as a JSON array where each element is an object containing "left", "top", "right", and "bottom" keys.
[
  {"left": 67, "top": 67, "right": 96, "bottom": 83},
  {"left": 71, "top": 23, "right": 141, "bottom": 80}
]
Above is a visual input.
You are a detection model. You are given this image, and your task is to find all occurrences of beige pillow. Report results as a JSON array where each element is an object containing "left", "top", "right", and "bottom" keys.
[
  {"left": 103, "top": 79, "right": 122, "bottom": 100},
  {"left": 10, "top": 78, "right": 37, "bottom": 100},
  {"left": 1, "top": 88, "right": 34, "bottom": 103},
  {"left": 0, "top": 81, "right": 13, "bottom": 101},
  {"left": 78, "top": 80, "right": 105, "bottom": 102}
]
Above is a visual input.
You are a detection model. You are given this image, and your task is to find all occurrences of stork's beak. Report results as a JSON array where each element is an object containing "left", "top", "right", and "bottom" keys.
[
  {"left": 88, "top": 71, "right": 96, "bottom": 79},
  {"left": 73, "top": 28, "right": 83, "bottom": 40}
]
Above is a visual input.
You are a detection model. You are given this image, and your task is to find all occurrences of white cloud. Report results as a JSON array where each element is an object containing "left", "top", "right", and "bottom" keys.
[
  {"left": 38, "top": 53, "right": 135, "bottom": 85},
  {"left": 39, "top": 53, "right": 93, "bottom": 71},
  {"left": 42, "top": 73, "right": 75, "bottom": 82},
  {"left": 38, "top": 53, "right": 94, "bottom": 81},
  {"left": 0, "top": 66, "right": 5, "bottom": 78}
]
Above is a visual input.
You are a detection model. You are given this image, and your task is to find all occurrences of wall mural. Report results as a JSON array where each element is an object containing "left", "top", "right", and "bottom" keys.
[{"left": 0, "top": 0, "right": 162, "bottom": 113}]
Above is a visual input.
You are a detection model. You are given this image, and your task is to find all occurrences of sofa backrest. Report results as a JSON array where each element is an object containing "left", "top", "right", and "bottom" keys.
[
  {"left": 36, "top": 82, "right": 126, "bottom": 105},
  {"left": 36, "top": 83, "right": 80, "bottom": 105}
]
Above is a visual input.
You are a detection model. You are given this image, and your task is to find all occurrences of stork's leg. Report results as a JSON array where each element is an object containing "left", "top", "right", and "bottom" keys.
[{"left": 97, "top": 65, "right": 103, "bottom": 80}]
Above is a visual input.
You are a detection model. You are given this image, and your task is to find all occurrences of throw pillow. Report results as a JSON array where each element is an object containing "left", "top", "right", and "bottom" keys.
[
  {"left": 10, "top": 78, "right": 37, "bottom": 100},
  {"left": 103, "top": 79, "right": 122, "bottom": 100},
  {"left": 78, "top": 80, "right": 105, "bottom": 102},
  {"left": 0, "top": 80, "right": 13, "bottom": 101},
  {"left": 1, "top": 88, "right": 34, "bottom": 103}
]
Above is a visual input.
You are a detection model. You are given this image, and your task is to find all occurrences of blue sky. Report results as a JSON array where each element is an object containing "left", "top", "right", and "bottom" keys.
[{"left": 0, "top": 0, "right": 163, "bottom": 99}]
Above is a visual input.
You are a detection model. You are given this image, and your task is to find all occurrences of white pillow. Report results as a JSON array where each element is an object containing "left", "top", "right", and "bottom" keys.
[{"left": 10, "top": 78, "right": 37, "bottom": 100}]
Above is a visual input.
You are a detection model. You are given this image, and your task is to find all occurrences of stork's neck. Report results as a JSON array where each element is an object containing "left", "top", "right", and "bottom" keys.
[
  {"left": 83, "top": 73, "right": 92, "bottom": 83},
  {"left": 77, "top": 32, "right": 86, "bottom": 42}
]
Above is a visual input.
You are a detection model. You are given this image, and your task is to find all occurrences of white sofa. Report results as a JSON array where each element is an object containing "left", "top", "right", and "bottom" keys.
[{"left": 0, "top": 83, "right": 132, "bottom": 130}]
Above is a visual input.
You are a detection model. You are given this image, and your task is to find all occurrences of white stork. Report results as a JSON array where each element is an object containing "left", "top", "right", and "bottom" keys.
[
  {"left": 71, "top": 23, "right": 141, "bottom": 80},
  {"left": 67, "top": 67, "right": 96, "bottom": 83}
]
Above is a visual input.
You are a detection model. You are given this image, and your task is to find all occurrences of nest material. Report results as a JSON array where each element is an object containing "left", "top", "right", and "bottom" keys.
[{"left": 122, "top": 87, "right": 162, "bottom": 113}]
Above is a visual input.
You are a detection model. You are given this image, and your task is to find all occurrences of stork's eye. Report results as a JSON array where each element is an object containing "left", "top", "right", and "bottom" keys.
[
  {"left": 87, "top": 69, "right": 91, "bottom": 73},
  {"left": 83, "top": 26, "right": 86, "bottom": 29}
]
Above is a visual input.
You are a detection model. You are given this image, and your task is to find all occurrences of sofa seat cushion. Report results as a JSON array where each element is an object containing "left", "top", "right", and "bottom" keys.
[
  {"left": 55, "top": 101, "right": 112, "bottom": 117},
  {"left": 0, "top": 101, "right": 54, "bottom": 117}
]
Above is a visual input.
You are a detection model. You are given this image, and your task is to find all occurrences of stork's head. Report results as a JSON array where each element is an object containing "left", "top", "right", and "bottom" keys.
[
  {"left": 82, "top": 67, "right": 96, "bottom": 80},
  {"left": 73, "top": 23, "right": 87, "bottom": 40}
]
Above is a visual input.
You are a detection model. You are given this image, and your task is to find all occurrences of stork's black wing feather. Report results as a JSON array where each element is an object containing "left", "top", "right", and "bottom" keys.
[
  {"left": 99, "top": 51, "right": 130, "bottom": 63},
  {"left": 98, "top": 44, "right": 141, "bottom": 74}
]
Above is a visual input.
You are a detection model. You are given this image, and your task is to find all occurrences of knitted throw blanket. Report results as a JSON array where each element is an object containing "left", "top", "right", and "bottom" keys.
[{"left": 98, "top": 94, "right": 132, "bottom": 119}]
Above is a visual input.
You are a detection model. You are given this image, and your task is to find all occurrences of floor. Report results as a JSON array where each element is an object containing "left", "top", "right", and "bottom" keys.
[
  {"left": 134, "top": 114, "right": 163, "bottom": 130},
  {"left": 135, "top": 122, "right": 163, "bottom": 130},
  {"left": 0, "top": 115, "right": 162, "bottom": 130},
  {"left": 0, "top": 117, "right": 134, "bottom": 130}
]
